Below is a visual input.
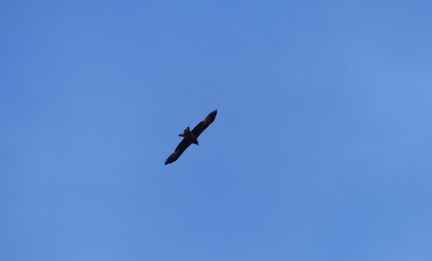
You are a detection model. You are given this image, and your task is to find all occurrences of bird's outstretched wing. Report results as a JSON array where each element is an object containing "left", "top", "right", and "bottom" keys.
[
  {"left": 174, "top": 138, "right": 192, "bottom": 154},
  {"left": 165, "top": 138, "right": 191, "bottom": 165},
  {"left": 191, "top": 110, "right": 217, "bottom": 137}
]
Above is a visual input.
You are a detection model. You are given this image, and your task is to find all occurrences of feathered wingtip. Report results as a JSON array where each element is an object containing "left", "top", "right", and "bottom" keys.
[
  {"left": 208, "top": 110, "right": 217, "bottom": 120},
  {"left": 165, "top": 152, "right": 179, "bottom": 165}
]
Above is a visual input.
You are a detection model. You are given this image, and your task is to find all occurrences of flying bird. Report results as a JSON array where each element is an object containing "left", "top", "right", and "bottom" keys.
[{"left": 165, "top": 110, "right": 217, "bottom": 165}]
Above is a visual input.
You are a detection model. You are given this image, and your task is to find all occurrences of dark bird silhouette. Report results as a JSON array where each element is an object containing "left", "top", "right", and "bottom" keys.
[{"left": 165, "top": 110, "right": 217, "bottom": 165}]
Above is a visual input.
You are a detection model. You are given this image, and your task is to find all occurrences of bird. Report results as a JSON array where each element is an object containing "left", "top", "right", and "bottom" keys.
[{"left": 165, "top": 110, "right": 217, "bottom": 165}]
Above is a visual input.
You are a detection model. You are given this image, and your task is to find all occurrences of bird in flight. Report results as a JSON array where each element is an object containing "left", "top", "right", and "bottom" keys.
[{"left": 165, "top": 110, "right": 217, "bottom": 165}]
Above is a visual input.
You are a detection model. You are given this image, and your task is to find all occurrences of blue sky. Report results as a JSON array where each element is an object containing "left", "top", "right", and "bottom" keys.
[{"left": 1, "top": 0, "right": 432, "bottom": 260}]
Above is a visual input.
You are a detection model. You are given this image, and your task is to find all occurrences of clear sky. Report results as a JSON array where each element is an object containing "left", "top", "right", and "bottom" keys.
[{"left": 1, "top": 1, "right": 432, "bottom": 260}]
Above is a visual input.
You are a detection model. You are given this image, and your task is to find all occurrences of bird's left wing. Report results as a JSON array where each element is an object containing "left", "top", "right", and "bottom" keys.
[{"left": 191, "top": 110, "right": 217, "bottom": 137}]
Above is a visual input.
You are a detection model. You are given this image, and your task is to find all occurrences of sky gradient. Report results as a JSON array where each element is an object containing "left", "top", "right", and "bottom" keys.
[{"left": 1, "top": 1, "right": 432, "bottom": 260}]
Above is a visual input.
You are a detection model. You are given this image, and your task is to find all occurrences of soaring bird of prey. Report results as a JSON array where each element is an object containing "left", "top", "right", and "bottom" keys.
[{"left": 165, "top": 110, "right": 217, "bottom": 165}]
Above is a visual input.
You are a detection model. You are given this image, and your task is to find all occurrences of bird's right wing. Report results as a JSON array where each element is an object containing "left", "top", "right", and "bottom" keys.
[
  {"left": 175, "top": 138, "right": 191, "bottom": 153},
  {"left": 165, "top": 138, "right": 192, "bottom": 165}
]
